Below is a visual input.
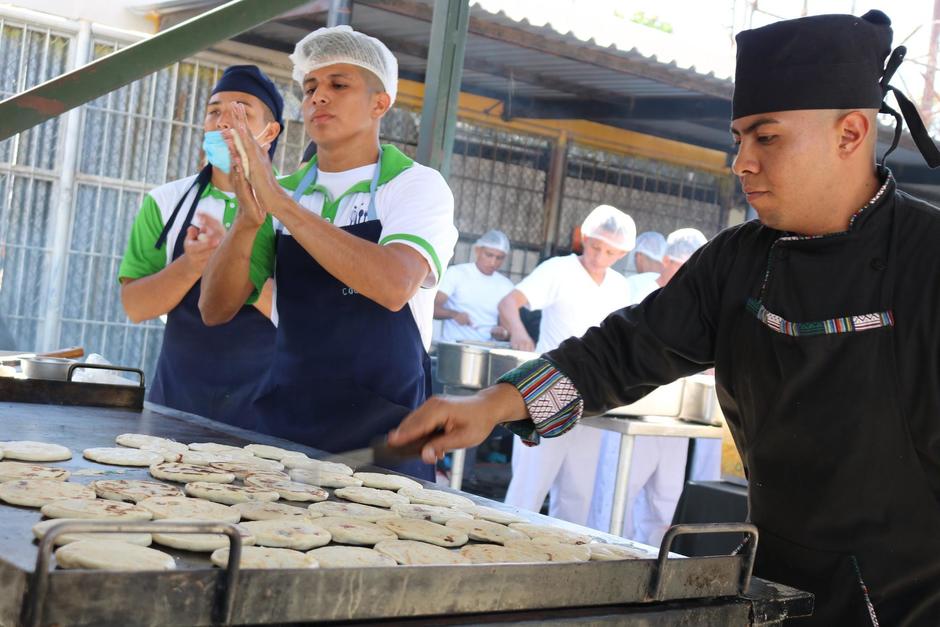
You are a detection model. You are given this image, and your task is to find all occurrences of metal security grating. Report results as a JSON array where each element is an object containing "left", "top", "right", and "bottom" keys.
[
  {"left": 381, "top": 109, "right": 544, "bottom": 284},
  {"left": 0, "top": 20, "right": 70, "bottom": 350},
  {"left": 558, "top": 143, "right": 725, "bottom": 250},
  {"left": 60, "top": 37, "right": 306, "bottom": 377},
  {"left": 449, "top": 122, "right": 549, "bottom": 249}
]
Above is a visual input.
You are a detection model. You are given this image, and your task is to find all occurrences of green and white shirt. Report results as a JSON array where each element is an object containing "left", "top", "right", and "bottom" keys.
[
  {"left": 274, "top": 145, "right": 458, "bottom": 348},
  {"left": 118, "top": 176, "right": 275, "bottom": 304}
]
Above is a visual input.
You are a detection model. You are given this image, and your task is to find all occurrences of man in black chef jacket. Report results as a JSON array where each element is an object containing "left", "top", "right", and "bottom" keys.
[{"left": 388, "top": 10, "right": 940, "bottom": 626}]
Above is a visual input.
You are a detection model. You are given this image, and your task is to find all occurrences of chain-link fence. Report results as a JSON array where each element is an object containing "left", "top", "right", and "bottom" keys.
[
  {"left": 0, "top": 11, "right": 731, "bottom": 380},
  {"left": 557, "top": 143, "right": 725, "bottom": 252}
]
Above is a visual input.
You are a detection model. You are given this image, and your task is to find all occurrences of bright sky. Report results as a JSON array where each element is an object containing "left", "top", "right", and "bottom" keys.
[{"left": 474, "top": 0, "right": 939, "bottom": 121}]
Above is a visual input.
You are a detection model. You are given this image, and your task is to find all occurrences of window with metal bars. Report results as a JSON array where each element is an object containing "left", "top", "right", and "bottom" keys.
[{"left": 0, "top": 14, "right": 733, "bottom": 379}]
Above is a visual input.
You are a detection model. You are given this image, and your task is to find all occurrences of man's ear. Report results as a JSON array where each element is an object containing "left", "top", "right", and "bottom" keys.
[
  {"left": 372, "top": 92, "right": 392, "bottom": 119},
  {"left": 260, "top": 121, "right": 281, "bottom": 150},
  {"left": 836, "top": 110, "right": 872, "bottom": 159}
]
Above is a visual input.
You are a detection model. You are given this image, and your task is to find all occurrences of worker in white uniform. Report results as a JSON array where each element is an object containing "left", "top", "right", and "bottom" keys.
[
  {"left": 587, "top": 228, "right": 708, "bottom": 543},
  {"left": 623, "top": 231, "right": 666, "bottom": 300},
  {"left": 498, "top": 205, "right": 635, "bottom": 525},
  {"left": 434, "top": 230, "right": 514, "bottom": 343}
]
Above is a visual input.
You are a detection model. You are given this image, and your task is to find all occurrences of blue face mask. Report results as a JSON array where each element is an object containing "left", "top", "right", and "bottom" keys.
[{"left": 202, "top": 130, "right": 231, "bottom": 174}]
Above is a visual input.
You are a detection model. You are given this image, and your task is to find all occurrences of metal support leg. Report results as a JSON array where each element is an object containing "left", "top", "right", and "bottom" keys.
[
  {"left": 609, "top": 433, "right": 636, "bottom": 536},
  {"left": 450, "top": 448, "right": 466, "bottom": 490},
  {"left": 415, "top": 0, "right": 470, "bottom": 178}
]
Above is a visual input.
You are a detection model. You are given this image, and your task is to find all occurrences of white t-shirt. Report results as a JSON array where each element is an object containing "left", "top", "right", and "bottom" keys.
[
  {"left": 625, "top": 272, "right": 661, "bottom": 305},
  {"left": 437, "top": 262, "right": 515, "bottom": 342},
  {"left": 274, "top": 152, "right": 458, "bottom": 350},
  {"left": 515, "top": 254, "right": 631, "bottom": 353}
]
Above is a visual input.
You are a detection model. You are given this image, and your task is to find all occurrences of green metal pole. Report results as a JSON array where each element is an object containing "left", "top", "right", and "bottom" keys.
[
  {"left": 0, "top": 0, "right": 311, "bottom": 140},
  {"left": 415, "top": 0, "right": 470, "bottom": 178}
]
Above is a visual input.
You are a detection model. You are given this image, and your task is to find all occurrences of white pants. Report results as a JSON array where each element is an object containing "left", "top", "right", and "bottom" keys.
[
  {"left": 588, "top": 433, "right": 688, "bottom": 546},
  {"left": 689, "top": 437, "right": 722, "bottom": 481},
  {"left": 504, "top": 423, "right": 603, "bottom": 526}
]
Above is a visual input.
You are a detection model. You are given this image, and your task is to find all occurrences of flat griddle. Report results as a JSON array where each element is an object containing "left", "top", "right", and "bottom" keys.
[{"left": 0, "top": 401, "right": 812, "bottom": 626}]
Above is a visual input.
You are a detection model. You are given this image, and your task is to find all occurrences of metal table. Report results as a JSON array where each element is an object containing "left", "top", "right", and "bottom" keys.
[
  {"left": 0, "top": 400, "right": 810, "bottom": 625},
  {"left": 581, "top": 415, "right": 724, "bottom": 536}
]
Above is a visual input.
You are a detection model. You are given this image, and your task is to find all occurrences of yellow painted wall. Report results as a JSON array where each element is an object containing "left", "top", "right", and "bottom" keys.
[{"left": 396, "top": 78, "right": 730, "bottom": 176}]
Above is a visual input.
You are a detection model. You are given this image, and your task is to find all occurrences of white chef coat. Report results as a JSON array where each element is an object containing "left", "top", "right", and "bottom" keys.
[
  {"left": 515, "top": 254, "right": 631, "bottom": 353},
  {"left": 505, "top": 254, "right": 631, "bottom": 525},
  {"left": 437, "top": 262, "right": 514, "bottom": 343}
]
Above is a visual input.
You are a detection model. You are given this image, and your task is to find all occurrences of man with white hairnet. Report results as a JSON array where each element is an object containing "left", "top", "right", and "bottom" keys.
[
  {"left": 623, "top": 230, "right": 666, "bottom": 300},
  {"left": 434, "top": 230, "right": 514, "bottom": 343},
  {"left": 200, "top": 26, "right": 457, "bottom": 480},
  {"left": 587, "top": 228, "right": 707, "bottom": 543},
  {"left": 496, "top": 205, "right": 635, "bottom": 525}
]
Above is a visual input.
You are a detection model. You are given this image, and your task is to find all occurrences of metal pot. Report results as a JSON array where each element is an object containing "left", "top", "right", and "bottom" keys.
[
  {"left": 435, "top": 341, "right": 490, "bottom": 389},
  {"left": 21, "top": 357, "right": 78, "bottom": 381},
  {"left": 487, "top": 348, "right": 538, "bottom": 385}
]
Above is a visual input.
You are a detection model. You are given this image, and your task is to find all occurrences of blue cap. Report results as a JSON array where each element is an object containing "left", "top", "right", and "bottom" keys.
[{"left": 211, "top": 65, "right": 284, "bottom": 158}]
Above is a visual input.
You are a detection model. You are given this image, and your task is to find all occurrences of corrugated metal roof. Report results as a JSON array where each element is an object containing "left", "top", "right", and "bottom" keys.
[{"left": 143, "top": 0, "right": 937, "bottom": 183}]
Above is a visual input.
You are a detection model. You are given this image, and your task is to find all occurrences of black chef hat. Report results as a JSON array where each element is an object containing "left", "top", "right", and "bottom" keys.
[
  {"left": 211, "top": 65, "right": 285, "bottom": 159},
  {"left": 733, "top": 10, "right": 940, "bottom": 168}
]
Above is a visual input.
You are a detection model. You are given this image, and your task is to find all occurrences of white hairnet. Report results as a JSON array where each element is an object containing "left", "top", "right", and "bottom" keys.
[
  {"left": 634, "top": 231, "right": 667, "bottom": 262},
  {"left": 290, "top": 25, "right": 399, "bottom": 105},
  {"left": 665, "top": 228, "right": 707, "bottom": 262},
  {"left": 473, "top": 230, "right": 510, "bottom": 254},
  {"left": 581, "top": 205, "right": 636, "bottom": 251}
]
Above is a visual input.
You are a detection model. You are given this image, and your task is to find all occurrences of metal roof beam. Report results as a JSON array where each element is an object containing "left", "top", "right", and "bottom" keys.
[
  {"left": 358, "top": 0, "right": 733, "bottom": 100},
  {"left": 0, "top": 0, "right": 312, "bottom": 140},
  {"left": 416, "top": 0, "right": 470, "bottom": 177}
]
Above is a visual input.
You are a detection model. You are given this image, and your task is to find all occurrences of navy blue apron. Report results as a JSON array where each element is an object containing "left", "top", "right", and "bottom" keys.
[
  {"left": 251, "top": 150, "right": 434, "bottom": 480},
  {"left": 149, "top": 181, "right": 276, "bottom": 429}
]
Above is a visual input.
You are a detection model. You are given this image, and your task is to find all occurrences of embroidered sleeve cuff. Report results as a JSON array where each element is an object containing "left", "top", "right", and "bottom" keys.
[{"left": 496, "top": 358, "right": 583, "bottom": 446}]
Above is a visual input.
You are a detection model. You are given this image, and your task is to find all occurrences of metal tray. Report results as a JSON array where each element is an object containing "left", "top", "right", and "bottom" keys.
[
  {"left": 606, "top": 374, "right": 720, "bottom": 424},
  {"left": 0, "top": 364, "right": 144, "bottom": 410}
]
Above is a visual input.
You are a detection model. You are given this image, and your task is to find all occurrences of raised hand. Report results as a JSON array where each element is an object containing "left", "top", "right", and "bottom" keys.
[
  {"left": 181, "top": 220, "right": 222, "bottom": 277},
  {"left": 223, "top": 102, "right": 284, "bottom": 211}
]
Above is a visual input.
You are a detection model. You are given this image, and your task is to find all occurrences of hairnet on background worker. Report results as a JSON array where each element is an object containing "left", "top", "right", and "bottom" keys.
[
  {"left": 473, "top": 229, "right": 511, "bottom": 255},
  {"left": 581, "top": 204, "right": 637, "bottom": 251},
  {"left": 634, "top": 231, "right": 667, "bottom": 262},
  {"left": 664, "top": 228, "right": 707, "bottom": 262}
]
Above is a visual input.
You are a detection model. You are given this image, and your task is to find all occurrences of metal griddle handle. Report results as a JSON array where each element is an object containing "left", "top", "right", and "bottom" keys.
[
  {"left": 648, "top": 522, "right": 759, "bottom": 602},
  {"left": 66, "top": 362, "right": 145, "bottom": 387},
  {"left": 23, "top": 520, "right": 242, "bottom": 627}
]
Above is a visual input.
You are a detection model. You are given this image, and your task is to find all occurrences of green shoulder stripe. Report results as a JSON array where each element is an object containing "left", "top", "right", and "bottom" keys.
[{"left": 379, "top": 233, "right": 442, "bottom": 279}]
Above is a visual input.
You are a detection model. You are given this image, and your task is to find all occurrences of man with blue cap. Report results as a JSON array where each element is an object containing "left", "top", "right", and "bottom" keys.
[
  {"left": 200, "top": 27, "right": 457, "bottom": 480},
  {"left": 390, "top": 10, "right": 940, "bottom": 624},
  {"left": 119, "top": 65, "right": 283, "bottom": 427}
]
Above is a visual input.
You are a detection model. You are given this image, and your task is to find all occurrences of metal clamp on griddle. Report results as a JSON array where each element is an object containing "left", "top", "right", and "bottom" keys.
[
  {"left": 648, "top": 523, "right": 759, "bottom": 602},
  {"left": 23, "top": 520, "right": 242, "bottom": 627}
]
